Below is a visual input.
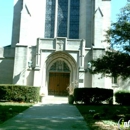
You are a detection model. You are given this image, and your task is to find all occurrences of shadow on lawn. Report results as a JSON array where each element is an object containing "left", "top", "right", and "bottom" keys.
[
  {"left": 0, "top": 102, "right": 33, "bottom": 124},
  {"left": 76, "top": 104, "right": 130, "bottom": 130}
]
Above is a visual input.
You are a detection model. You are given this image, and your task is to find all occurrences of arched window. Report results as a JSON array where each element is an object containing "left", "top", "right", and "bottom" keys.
[{"left": 50, "top": 60, "right": 70, "bottom": 72}]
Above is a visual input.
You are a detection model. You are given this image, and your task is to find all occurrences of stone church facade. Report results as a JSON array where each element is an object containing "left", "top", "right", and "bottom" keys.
[{"left": 0, "top": 0, "right": 115, "bottom": 96}]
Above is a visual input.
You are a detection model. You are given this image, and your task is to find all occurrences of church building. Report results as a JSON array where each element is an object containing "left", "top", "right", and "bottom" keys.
[{"left": 0, "top": 0, "right": 113, "bottom": 96}]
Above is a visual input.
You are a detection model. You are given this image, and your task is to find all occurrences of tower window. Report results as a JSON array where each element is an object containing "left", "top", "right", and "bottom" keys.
[
  {"left": 57, "top": 0, "right": 68, "bottom": 37},
  {"left": 45, "top": 0, "right": 80, "bottom": 39},
  {"left": 45, "top": 0, "right": 55, "bottom": 38},
  {"left": 69, "top": 0, "right": 79, "bottom": 39}
]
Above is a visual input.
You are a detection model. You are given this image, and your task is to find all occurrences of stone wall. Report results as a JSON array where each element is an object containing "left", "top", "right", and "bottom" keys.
[
  {"left": 0, "top": 47, "right": 14, "bottom": 84},
  {"left": 79, "top": 0, "right": 92, "bottom": 47},
  {"left": 113, "top": 77, "right": 130, "bottom": 92},
  {"left": 84, "top": 48, "right": 92, "bottom": 87},
  {"left": 13, "top": 45, "right": 28, "bottom": 85},
  {"left": 79, "top": 0, "right": 111, "bottom": 48},
  {"left": 89, "top": 47, "right": 112, "bottom": 88},
  {"left": 20, "top": 0, "right": 45, "bottom": 46},
  {"left": 94, "top": 0, "right": 111, "bottom": 48},
  {"left": 12, "top": 0, "right": 45, "bottom": 47},
  {"left": 11, "top": 0, "right": 23, "bottom": 47}
]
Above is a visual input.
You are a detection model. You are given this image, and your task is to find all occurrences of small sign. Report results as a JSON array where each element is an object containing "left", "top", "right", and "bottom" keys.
[{"left": 79, "top": 79, "right": 83, "bottom": 83}]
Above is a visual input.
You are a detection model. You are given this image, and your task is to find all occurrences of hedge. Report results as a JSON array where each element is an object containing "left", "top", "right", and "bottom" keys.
[
  {"left": 0, "top": 84, "right": 40, "bottom": 102},
  {"left": 74, "top": 87, "right": 113, "bottom": 105},
  {"left": 115, "top": 90, "right": 130, "bottom": 105}
]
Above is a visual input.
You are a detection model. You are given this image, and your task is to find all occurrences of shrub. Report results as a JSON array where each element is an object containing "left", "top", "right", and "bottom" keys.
[
  {"left": 74, "top": 87, "right": 113, "bottom": 105},
  {"left": 102, "top": 106, "right": 109, "bottom": 113},
  {"left": 0, "top": 84, "right": 40, "bottom": 102},
  {"left": 125, "top": 114, "right": 130, "bottom": 121},
  {"left": 115, "top": 90, "right": 130, "bottom": 105}
]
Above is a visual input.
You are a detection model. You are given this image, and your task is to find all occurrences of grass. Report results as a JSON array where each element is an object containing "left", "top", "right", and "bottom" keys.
[
  {"left": 0, "top": 102, "right": 34, "bottom": 124},
  {"left": 76, "top": 104, "right": 130, "bottom": 130}
]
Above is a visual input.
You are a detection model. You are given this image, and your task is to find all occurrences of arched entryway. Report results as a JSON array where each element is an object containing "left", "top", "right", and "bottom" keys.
[{"left": 45, "top": 51, "right": 78, "bottom": 96}]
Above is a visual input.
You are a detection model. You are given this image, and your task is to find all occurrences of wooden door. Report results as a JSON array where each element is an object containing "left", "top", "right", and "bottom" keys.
[{"left": 49, "top": 72, "right": 70, "bottom": 96}]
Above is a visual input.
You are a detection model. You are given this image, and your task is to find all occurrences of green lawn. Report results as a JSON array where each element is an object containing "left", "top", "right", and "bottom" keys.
[
  {"left": 76, "top": 104, "right": 130, "bottom": 130},
  {"left": 0, "top": 102, "right": 34, "bottom": 124}
]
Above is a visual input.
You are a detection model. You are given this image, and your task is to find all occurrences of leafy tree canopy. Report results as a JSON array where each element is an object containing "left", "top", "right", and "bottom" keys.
[
  {"left": 91, "top": 3, "right": 130, "bottom": 79},
  {"left": 105, "top": 3, "right": 130, "bottom": 51},
  {"left": 91, "top": 51, "right": 130, "bottom": 79}
]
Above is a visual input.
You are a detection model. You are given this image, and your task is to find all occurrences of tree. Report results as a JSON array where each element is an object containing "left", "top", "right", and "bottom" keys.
[
  {"left": 105, "top": 3, "right": 130, "bottom": 52},
  {"left": 91, "top": 51, "right": 130, "bottom": 78},
  {"left": 91, "top": 3, "right": 130, "bottom": 79}
]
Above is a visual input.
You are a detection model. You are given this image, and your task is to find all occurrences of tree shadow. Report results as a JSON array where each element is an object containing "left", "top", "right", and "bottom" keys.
[{"left": 76, "top": 104, "right": 130, "bottom": 130}]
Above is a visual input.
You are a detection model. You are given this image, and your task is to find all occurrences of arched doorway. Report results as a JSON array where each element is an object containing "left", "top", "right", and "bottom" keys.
[
  {"left": 45, "top": 51, "right": 78, "bottom": 96},
  {"left": 48, "top": 60, "right": 70, "bottom": 96}
]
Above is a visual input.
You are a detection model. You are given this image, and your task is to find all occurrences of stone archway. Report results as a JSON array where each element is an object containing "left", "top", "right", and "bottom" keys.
[{"left": 46, "top": 51, "right": 78, "bottom": 96}]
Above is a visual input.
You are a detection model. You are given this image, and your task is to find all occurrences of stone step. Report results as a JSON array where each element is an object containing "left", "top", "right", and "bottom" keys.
[{"left": 40, "top": 96, "right": 68, "bottom": 104}]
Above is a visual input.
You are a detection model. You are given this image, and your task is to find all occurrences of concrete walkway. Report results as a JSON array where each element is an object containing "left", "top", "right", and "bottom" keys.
[{"left": 0, "top": 96, "right": 90, "bottom": 130}]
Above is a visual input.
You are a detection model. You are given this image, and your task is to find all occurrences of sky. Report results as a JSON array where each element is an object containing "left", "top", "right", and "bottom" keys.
[{"left": 0, "top": 0, "right": 129, "bottom": 47}]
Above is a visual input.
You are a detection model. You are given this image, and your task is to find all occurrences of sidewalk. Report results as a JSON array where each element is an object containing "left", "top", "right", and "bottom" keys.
[{"left": 0, "top": 96, "right": 90, "bottom": 130}]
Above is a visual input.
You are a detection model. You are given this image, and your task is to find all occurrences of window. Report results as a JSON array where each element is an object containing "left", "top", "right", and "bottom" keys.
[
  {"left": 50, "top": 60, "right": 70, "bottom": 72},
  {"left": 112, "top": 77, "right": 117, "bottom": 84},
  {"left": 45, "top": 0, "right": 80, "bottom": 39},
  {"left": 45, "top": 0, "right": 55, "bottom": 38},
  {"left": 69, "top": 0, "right": 79, "bottom": 38},
  {"left": 57, "top": 0, "right": 68, "bottom": 37}
]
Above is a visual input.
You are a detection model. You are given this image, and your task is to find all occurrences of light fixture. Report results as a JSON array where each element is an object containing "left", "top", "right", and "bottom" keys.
[
  {"left": 84, "top": 62, "right": 92, "bottom": 73},
  {"left": 28, "top": 61, "right": 33, "bottom": 69},
  {"left": 87, "top": 62, "right": 91, "bottom": 69}
]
